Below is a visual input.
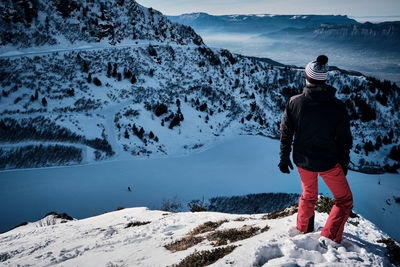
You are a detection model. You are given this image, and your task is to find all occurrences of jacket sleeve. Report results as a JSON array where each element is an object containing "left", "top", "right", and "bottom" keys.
[
  {"left": 280, "top": 100, "right": 295, "bottom": 163},
  {"left": 335, "top": 103, "right": 353, "bottom": 166}
]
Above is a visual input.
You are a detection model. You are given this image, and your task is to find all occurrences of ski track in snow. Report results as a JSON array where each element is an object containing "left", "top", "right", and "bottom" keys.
[
  {"left": 0, "top": 207, "right": 394, "bottom": 266},
  {"left": 102, "top": 99, "right": 139, "bottom": 160}
]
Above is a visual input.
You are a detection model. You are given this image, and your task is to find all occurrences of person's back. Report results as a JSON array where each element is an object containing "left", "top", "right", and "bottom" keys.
[
  {"left": 283, "top": 83, "right": 352, "bottom": 172},
  {"left": 279, "top": 55, "right": 353, "bottom": 247}
]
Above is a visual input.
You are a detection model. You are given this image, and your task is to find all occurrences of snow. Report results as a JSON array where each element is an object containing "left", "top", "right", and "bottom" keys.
[
  {"left": 179, "top": 13, "right": 203, "bottom": 21},
  {"left": 255, "top": 14, "right": 276, "bottom": 18},
  {"left": 0, "top": 2, "right": 399, "bottom": 265},
  {"left": 0, "top": 205, "right": 395, "bottom": 266}
]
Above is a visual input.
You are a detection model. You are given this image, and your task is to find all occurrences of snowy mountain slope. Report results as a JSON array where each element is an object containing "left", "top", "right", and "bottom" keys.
[
  {"left": 0, "top": 205, "right": 397, "bottom": 266},
  {"left": 0, "top": 0, "right": 399, "bottom": 173},
  {"left": 0, "top": 0, "right": 203, "bottom": 50},
  {"left": 1, "top": 41, "right": 399, "bottom": 173}
]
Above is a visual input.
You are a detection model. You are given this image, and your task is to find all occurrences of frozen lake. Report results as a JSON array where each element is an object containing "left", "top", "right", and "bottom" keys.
[{"left": 1, "top": 135, "right": 399, "bottom": 240}]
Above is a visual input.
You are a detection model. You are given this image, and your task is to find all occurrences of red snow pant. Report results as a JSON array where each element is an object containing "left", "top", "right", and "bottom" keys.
[{"left": 297, "top": 163, "right": 353, "bottom": 243}]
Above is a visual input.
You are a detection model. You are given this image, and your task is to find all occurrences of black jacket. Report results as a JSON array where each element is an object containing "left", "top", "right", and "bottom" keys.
[{"left": 279, "top": 84, "right": 353, "bottom": 172}]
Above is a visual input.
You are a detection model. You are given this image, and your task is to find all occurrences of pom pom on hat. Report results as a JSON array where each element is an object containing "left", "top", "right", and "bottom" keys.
[
  {"left": 305, "top": 55, "right": 329, "bottom": 84},
  {"left": 316, "top": 55, "right": 328, "bottom": 66}
]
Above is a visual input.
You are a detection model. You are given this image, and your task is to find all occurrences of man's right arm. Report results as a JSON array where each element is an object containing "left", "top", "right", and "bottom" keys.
[
  {"left": 280, "top": 100, "right": 295, "bottom": 166},
  {"left": 335, "top": 102, "right": 353, "bottom": 173}
]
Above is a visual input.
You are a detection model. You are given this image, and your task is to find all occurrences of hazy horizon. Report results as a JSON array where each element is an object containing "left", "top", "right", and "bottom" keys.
[
  {"left": 167, "top": 12, "right": 400, "bottom": 23},
  {"left": 195, "top": 30, "right": 400, "bottom": 83},
  {"left": 137, "top": 0, "right": 400, "bottom": 17}
]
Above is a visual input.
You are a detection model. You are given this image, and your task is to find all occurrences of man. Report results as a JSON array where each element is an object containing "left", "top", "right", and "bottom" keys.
[{"left": 278, "top": 55, "right": 353, "bottom": 247}]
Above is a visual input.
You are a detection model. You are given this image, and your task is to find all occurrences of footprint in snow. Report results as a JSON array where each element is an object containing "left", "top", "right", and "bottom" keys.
[
  {"left": 292, "top": 234, "right": 325, "bottom": 253},
  {"left": 104, "top": 228, "right": 117, "bottom": 238},
  {"left": 253, "top": 244, "right": 284, "bottom": 266},
  {"left": 163, "top": 224, "right": 185, "bottom": 232}
]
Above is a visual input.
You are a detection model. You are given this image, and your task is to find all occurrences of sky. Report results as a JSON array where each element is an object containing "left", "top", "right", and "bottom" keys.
[{"left": 136, "top": 0, "right": 400, "bottom": 17}]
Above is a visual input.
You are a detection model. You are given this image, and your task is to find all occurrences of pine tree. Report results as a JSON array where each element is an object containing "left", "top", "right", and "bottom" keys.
[
  {"left": 45, "top": 16, "right": 50, "bottom": 30},
  {"left": 82, "top": 60, "right": 89, "bottom": 73},
  {"left": 375, "top": 136, "right": 382, "bottom": 150},
  {"left": 41, "top": 97, "right": 47, "bottom": 106},
  {"left": 67, "top": 88, "right": 74, "bottom": 97},
  {"left": 107, "top": 62, "right": 112, "bottom": 77},
  {"left": 131, "top": 75, "right": 137, "bottom": 84},
  {"left": 149, "top": 131, "right": 154, "bottom": 139},
  {"left": 389, "top": 146, "right": 400, "bottom": 161},
  {"left": 389, "top": 129, "right": 394, "bottom": 140},
  {"left": 169, "top": 114, "right": 181, "bottom": 129},
  {"left": 112, "top": 63, "right": 117, "bottom": 78},
  {"left": 138, "top": 127, "right": 145, "bottom": 139},
  {"left": 155, "top": 104, "right": 168, "bottom": 117},
  {"left": 123, "top": 68, "right": 132, "bottom": 79},
  {"left": 93, "top": 77, "right": 102, "bottom": 86}
]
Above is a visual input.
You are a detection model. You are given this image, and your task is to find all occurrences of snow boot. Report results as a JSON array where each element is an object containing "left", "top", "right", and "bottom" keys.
[
  {"left": 319, "top": 236, "right": 341, "bottom": 249},
  {"left": 288, "top": 226, "right": 305, "bottom": 237}
]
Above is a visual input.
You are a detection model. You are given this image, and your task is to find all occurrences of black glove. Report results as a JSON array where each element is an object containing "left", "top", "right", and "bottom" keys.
[
  {"left": 340, "top": 163, "right": 349, "bottom": 176},
  {"left": 278, "top": 159, "right": 294, "bottom": 174},
  {"left": 338, "top": 151, "right": 350, "bottom": 176}
]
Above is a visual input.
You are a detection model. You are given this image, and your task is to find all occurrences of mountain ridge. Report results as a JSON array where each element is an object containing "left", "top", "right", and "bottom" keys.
[
  {"left": 168, "top": 12, "right": 358, "bottom": 33},
  {"left": 169, "top": 12, "right": 400, "bottom": 52},
  {"left": 0, "top": 0, "right": 203, "bottom": 49}
]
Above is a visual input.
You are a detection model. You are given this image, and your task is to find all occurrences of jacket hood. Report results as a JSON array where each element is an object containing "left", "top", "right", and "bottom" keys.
[{"left": 303, "top": 84, "right": 336, "bottom": 102}]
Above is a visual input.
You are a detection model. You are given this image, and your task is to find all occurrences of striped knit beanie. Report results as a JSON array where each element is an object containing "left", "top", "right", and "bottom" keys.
[{"left": 305, "top": 55, "right": 329, "bottom": 84}]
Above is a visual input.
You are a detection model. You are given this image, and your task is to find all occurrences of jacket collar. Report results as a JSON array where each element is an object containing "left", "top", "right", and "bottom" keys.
[{"left": 303, "top": 84, "right": 336, "bottom": 101}]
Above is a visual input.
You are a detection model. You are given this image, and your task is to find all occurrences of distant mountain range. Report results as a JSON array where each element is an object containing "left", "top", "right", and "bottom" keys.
[
  {"left": 168, "top": 13, "right": 358, "bottom": 33},
  {"left": 169, "top": 13, "right": 400, "bottom": 51},
  {"left": 312, "top": 22, "right": 400, "bottom": 47}
]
